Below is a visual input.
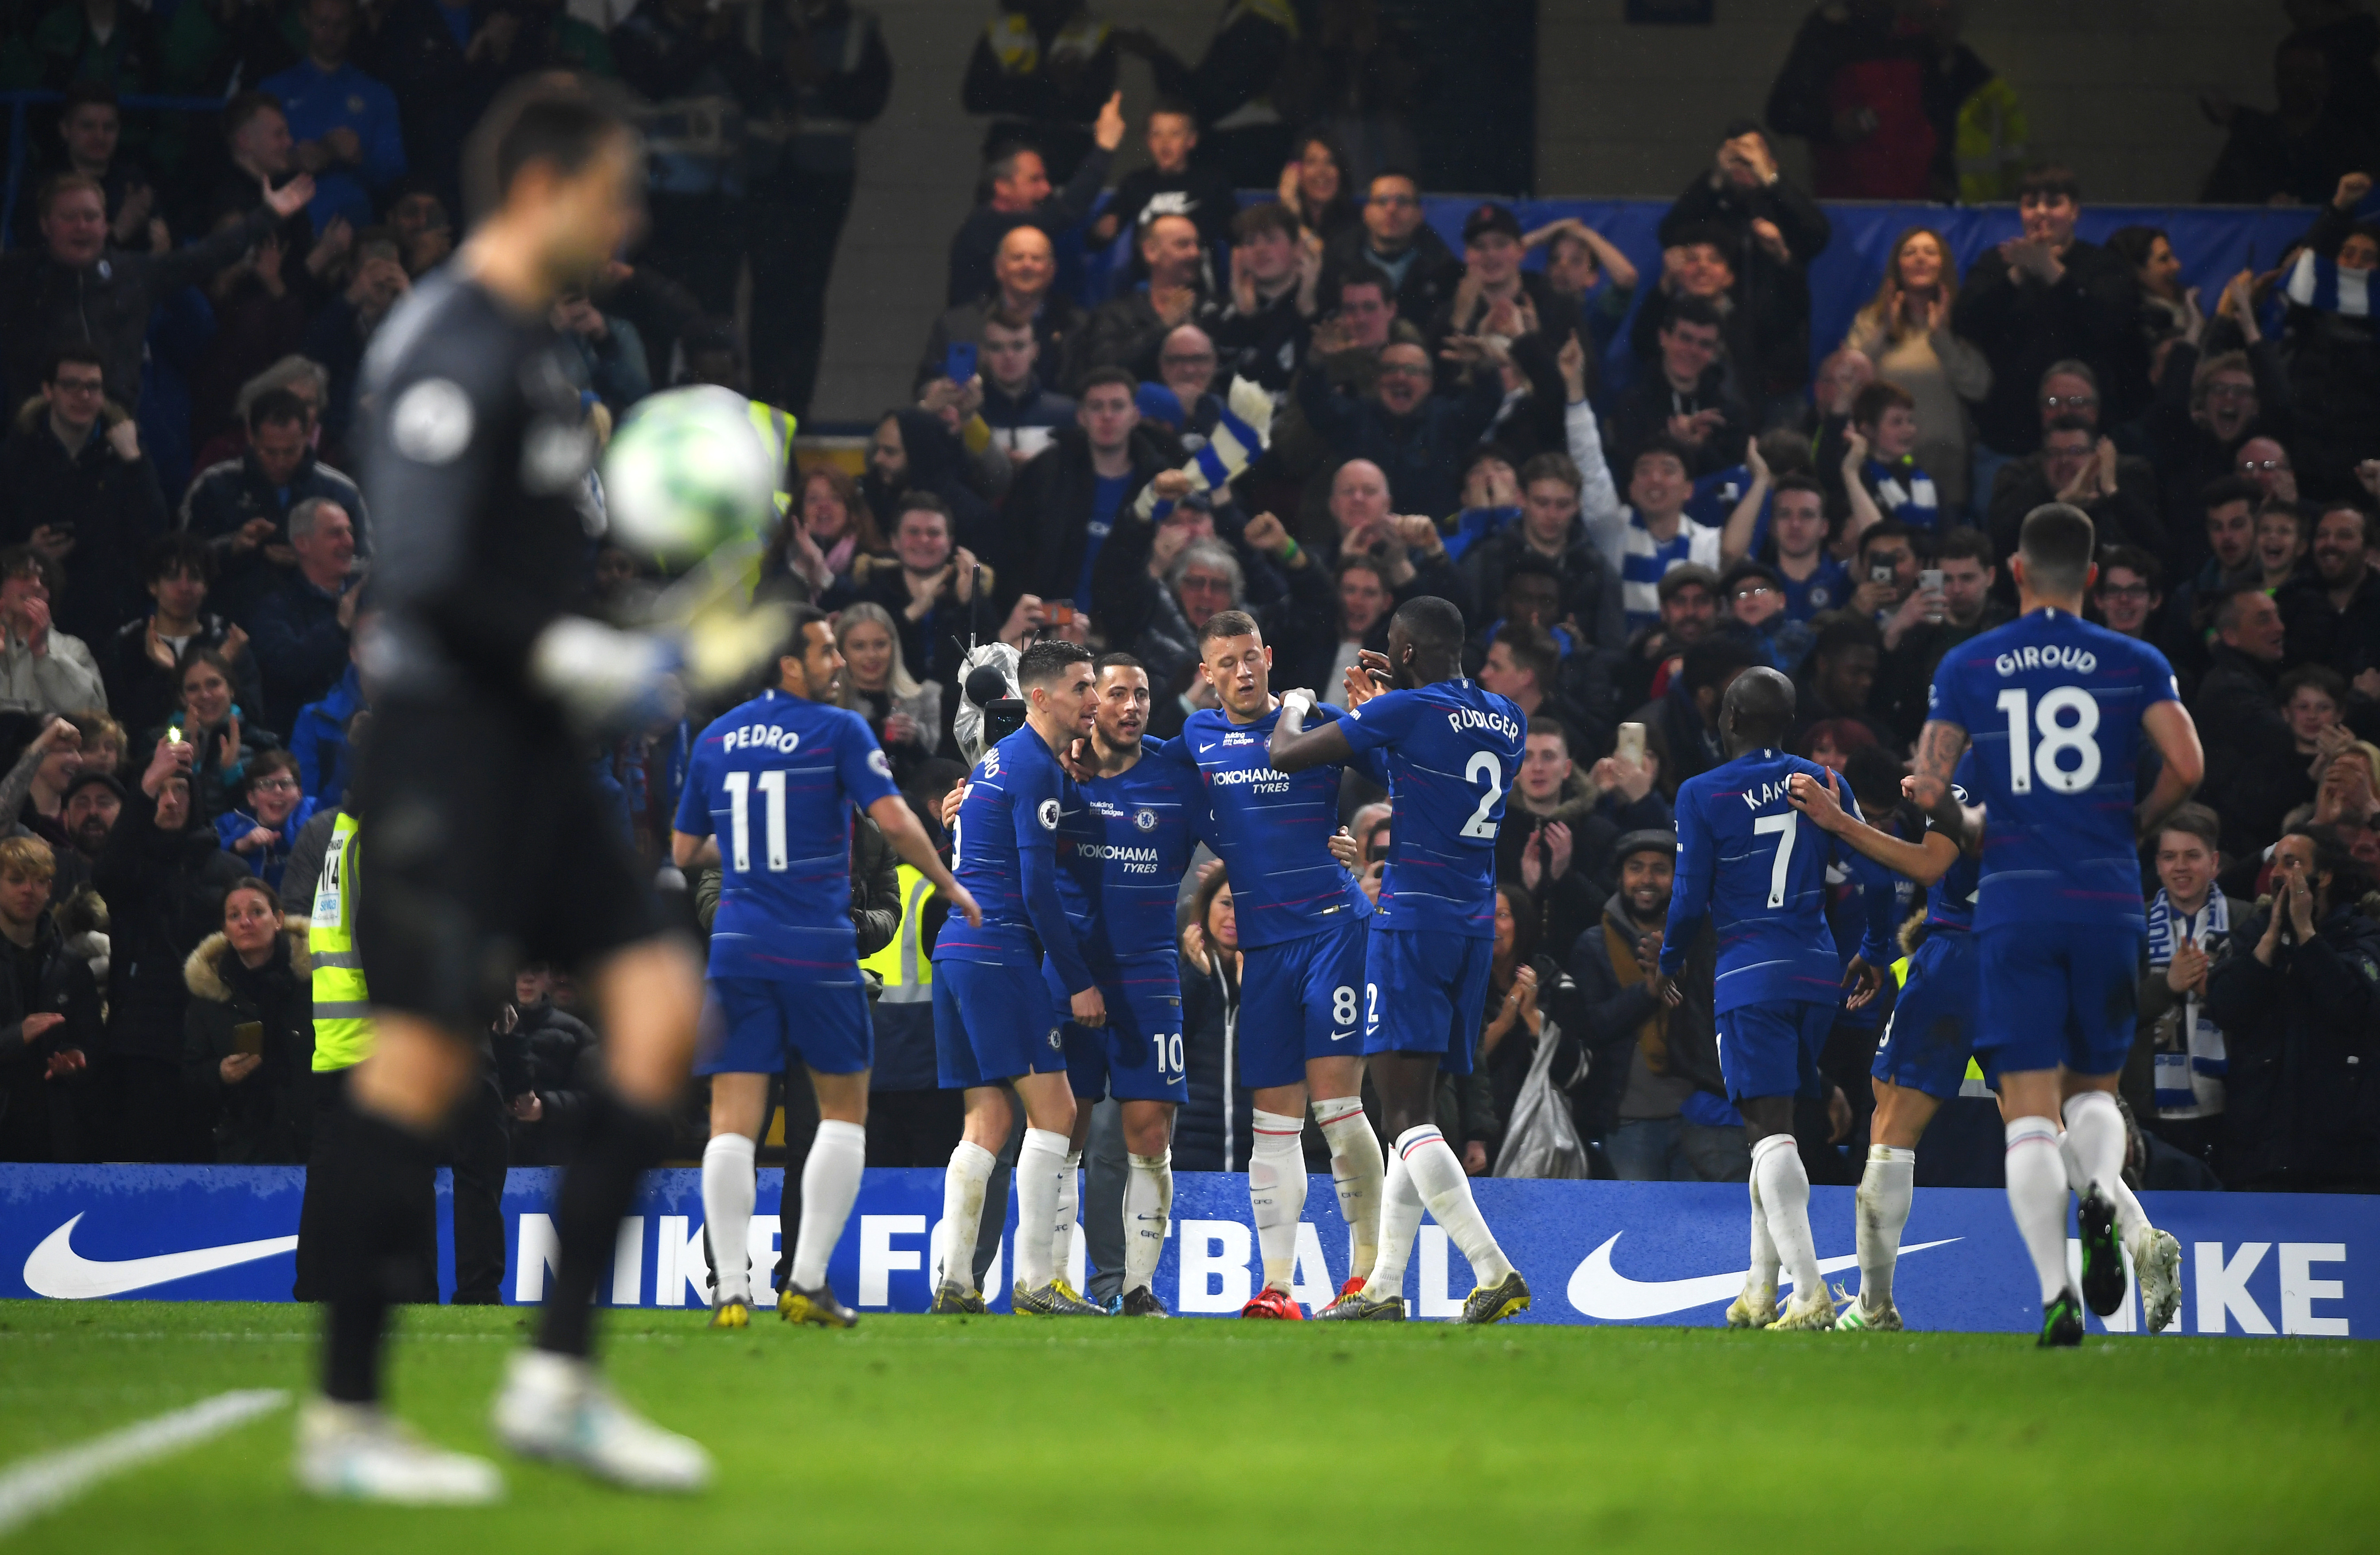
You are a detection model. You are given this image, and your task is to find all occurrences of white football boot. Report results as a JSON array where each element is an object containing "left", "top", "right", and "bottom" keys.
[
  {"left": 491, "top": 1349, "right": 712, "bottom": 1492},
  {"left": 294, "top": 1397, "right": 503, "bottom": 1504}
]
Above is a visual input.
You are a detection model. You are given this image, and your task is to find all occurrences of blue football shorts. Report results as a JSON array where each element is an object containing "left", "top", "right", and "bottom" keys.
[
  {"left": 1975, "top": 919, "right": 2145, "bottom": 1079},
  {"left": 1237, "top": 914, "right": 1369, "bottom": 1089},
  {"left": 1714, "top": 1000, "right": 1835, "bottom": 1104},
  {"left": 695, "top": 976, "right": 871, "bottom": 1077},
  {"left": 1872, "top": 930, "right": 1981, "bottom": 1101},
  {"left": 1361, "top": 926, "right": 1494, "bottom": 1077},
  {"left": 932, "top": 958, "right": 1068, "bottom": 1089},
  {"left": 1040, "top": 955, "right": 1188, "bottom": 1104}
]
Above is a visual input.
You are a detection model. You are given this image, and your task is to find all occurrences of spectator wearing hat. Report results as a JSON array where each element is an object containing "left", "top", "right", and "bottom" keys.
[
  {"left": 1322, "top": 168, "right": 1461, "bottom": 327},
  {"left": 1428, "top": 202, "right": 1581, "bottom": 387},
  {"left": 1717, "top": 558, "right": 1814, "bottom": 675},
  {"left": 1569, "top": 827, "right": 1741, "bottom": 1181},
  {"left": 1619, "top": 562, "right": 1721, "bottom": 713},
  {"left": 1653, "top": 121, "right": 1831, "bottom": 423}
]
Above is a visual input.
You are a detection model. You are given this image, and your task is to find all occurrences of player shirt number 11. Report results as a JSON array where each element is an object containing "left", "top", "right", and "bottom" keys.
[{"left": 723, "top": 770, "right": 788, "bottom": 872}]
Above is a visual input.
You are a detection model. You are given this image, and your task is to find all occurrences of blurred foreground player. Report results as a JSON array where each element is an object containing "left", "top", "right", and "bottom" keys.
[
  {"left": 1273, "top": 598, "right": 1530, "bottom": 1325},
  {"left": 298, "top": 78, "right": 712, "bottom": 1500},
  {"left": 1910, "top": 503, "right": 2202, "bottom": 1346},
  {"left": 673, "top": 606, "right": 978, "bottom": 1330},
  {"left": 1653, "top": 668, "right": 1890, "bottom": 1333}
]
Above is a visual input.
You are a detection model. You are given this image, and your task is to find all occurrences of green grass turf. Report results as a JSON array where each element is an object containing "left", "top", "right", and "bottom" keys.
[{"left": 3, "top": 1301, "right": 2376, "bottom": 1552}]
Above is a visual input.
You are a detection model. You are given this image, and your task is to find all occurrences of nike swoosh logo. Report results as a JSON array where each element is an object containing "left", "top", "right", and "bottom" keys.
[
  {"left": 23, "top": 1213, "right": 300, "bottom": 1299},
  {"left": 1565, "top": 1231, "right": 1960, "bottom": 1320},
  {"left": 1198, "top": 743, "right": 1215, "bottom": 752},
  {"left": 1328, "top": 1030, "right": 1356, "bottom": 1041}
]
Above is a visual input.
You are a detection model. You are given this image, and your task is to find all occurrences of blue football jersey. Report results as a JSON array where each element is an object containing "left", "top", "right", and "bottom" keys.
[
  {"left": 1336, "top": 680, "right": 1525, "bottom": 938},
  {"left": 675, "top": 689, "right": 899, "bottom": 983},
  {"left": 1662, "top": 747, "right": 1870, "bottom": 1013},
  {"left": 1174, "top": 705, "right": 1369, "bottom": 950},
  {"left": 1054, "top": 738, "right": 1204, "bottom": 967},
  {"left": 1924, "top": 752, "right": 1982, "bottom": 932},
  {"left": 1927, "top": 608, "right": 2178, "bottom": 931},
  {"left": 936, "top": 725, "right": 1094, "bottom": 992}
]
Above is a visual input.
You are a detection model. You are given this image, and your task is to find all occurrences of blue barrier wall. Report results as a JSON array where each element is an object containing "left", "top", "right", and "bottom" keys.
[{"left": 4, "top": 1164, "right": 2369, "bottom": 1337}]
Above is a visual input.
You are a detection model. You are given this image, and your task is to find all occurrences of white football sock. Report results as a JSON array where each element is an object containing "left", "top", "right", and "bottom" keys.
[
  {"left": 1247, "top": 1110, "right": 1308, "bottom": 1292},
  {"left": 1748, "top": 1173, "right": 1779, "bottom": 1294},
  {"left": 1050, "top": 1149, "right": 1082, "bottom": 1285},
  {"left": 1395, "top": 1124, "right": 1515, "bottom": 1286},
  {"left": 1313, "top": 1096, "right": 1383, "bottom": 1282},
  {"left": 1012, "top": 1128, "right": 1069, "bottom": 1291},
  {"left": 699, "top": 1133, "right": 756, "bottom": 1303},
  {"left": 2061, "top": 1091, "right": 2142, "bottom": 1241},
  {"left": 1751, "top": 1133, "right": 1822, "bottom": 1301},
  {"left": 1364, "top": 1145, "right": 1421, "bottom": 1299},
  {"left": 1856, "top": 1145, "right": 1916, "bottom": 1309},
  {"left": 789, "top": 1119, "right": 865, "bottom": 1291},
  {"left": 1124, "top": 1151, "right": 1172, "bottom": 1294},
  {"left": 938, "top": 1139, "right": 996, "bottom": 1292},
  {"left": 2005, "top": 1117, "right": 2072, "bottom": 1304}
]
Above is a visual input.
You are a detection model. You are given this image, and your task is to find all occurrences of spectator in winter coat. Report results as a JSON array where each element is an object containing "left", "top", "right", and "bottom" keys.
[
  {"left": 1322, "top": 170, "right": 1462, "bottom": 329},
  {"left": 179, "top": 876, "right": 312, "bottom": 1164},
  {"left": 1177, "top": 866, "right": 1253, "bottom": 1173},
  {"left": 0, "top": 550, "right": 108, "bottom": 719},
  {"left": 2279, "top": 501, "right": 2380, "bottom": 701},
  {"left": 492, "top": 964, "right": 602, "bottom": 1167},
  {"left": 917, "top": 225, "right": 1088, "bottom": 399},
  {"left": 1460, "top": 449, "right": 1627, "bottom": 653},
  {"left": 1001, "top": 369, "right": 1166, "bottom": 612},
  {"left": 2274, "top": 175, "right": 2380, "bottom": 501},
  {"left": 2139, "top": 334, "right": 2290, "bottom": 583},
  {"left": 1070, "top": 214, "right": 1221, "bottom": 392},
  {"left": 244, "top": 496, "right": 357, "bottom": 734},
  {"left": 92, "top": 737, "right": 250, "bottom": 1162},
  {"left": 2124, "top": 805, "right": 2244, "bottom": 1180},
  {"left": 1295, "top": 339, "right": 1505, "bottom": 526},
  {"left": 1630, "top": 635, "right": 1762, "bottom": 804},
  {"left": 1568, "top": 829, "right": 1739, "bottom": 1181},
  {"left": 1089, "top": 99, "right": 1239, "bottom": 264},
  {"left": 1986, "top": 410, "right": 2164, "bottom": 565},
  {"left": 178, "top": 388, "right": 368, "bottom": 622},
  {"left": 0, "top": 836, "right": 104, "bottom": 1163},
  {"left": 1497, "top": 716, "right": 1670, "bottom": 965},
  {"left": 104, "top": 536, "right": 261, "bottom": 745},
  {"left": 945, "top": 95, "right": 1124, "bottom": 306},
  {"left": 288, "top": 660, "right": 362, "bottom": 812},
  {"left": 1764, "top": 1, "right": 1940, "bottom": 199},
  {"left": 2204, "top": 826, "right": 2380, "bottom": 1191},
  {"left": 2194, "top": 585, "right": 2304, "bottom": 856},
  {"left": 0, "top": 344, "right": 167, "bottom": 648}
]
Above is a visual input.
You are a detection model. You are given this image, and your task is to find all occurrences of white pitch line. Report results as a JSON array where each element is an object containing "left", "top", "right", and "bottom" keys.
[{"left": 0, "top": 1389, "right": 289, "bottom": 1539}]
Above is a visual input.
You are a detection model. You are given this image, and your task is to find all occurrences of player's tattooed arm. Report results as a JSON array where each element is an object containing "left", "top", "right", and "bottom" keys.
[
  {"left": 1907, "top": 719, "right": 1975, "bottom": 844},
  {"left": 1787, "top": 766, "right": 1959, "bottom": 885},
  {"left": 2135, "top": 700, "right": 2207, "bottom": 841},
  {"left": 1267, "top": 688, "right": 1356, "bottom": 772}
]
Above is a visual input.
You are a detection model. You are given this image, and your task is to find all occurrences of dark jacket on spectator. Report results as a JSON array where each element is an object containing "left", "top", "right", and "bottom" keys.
[
  {"left": 246, "top": 572, "right": 351, "bottom": 736},
  {"left": 1606, "top": 359, "right": 1751, "bottom": 482},
  {"left": 2279, "top": 568, "right": 2380, "bottom": 697},
  {"left": 1177, "top": 949, "right": 1252, "bottom": 1172},
  {"left": 1498, "top": 778, "right": 1674, "bottom": 962},
  {"left": 1066, "top": 285, "right": 1225, "bottom": 393},
  {"left": 0, "top": 203, "right": 286, "bottom": 410},
  {"left": 367, "top": 0, "right": 502, "bottom": 212},
  {"left": 1294, "top": 364, "right": 1504, "bottom": 524},
  {"left": 1952, "top": 238, "right": 2149, "bottom": 457},
  {"left": 2278, "top": 203, "right": 2380, "bottom": 498},
  {"left": 2205, "top": 892, "right": 2380, "bottom": 1188},
  {"left": 1212, "top": 283, "right": 1313, "bottom": 396},
  {"left": 1631, "top": 678, "right": 1725, "bottom": 803},
  {"left": 1459, "top": 513, "right": 1629, "bottom": 653},
  {"left": 1322, "top": 223, "right": 1462, "bottom": 330},
  {"left": 0, "top": 401, "right": 168, "bottom": 646},
  {"left": 177, "top": 450, "right": 367, "bottom": 620},
  {"left": 1986, "top": 453, "right": 2164, "bottom": 565},
  {"left": 0, "top": 906, "right": 106, "bottom": 1163},
  {"left": 915, "top": 293, "right": 1088, "bottom": 396},
  {"left": 492, "top": 1000, "right": 601, "bottom": 1166},
  {"left": 2193, "top": 644, "right": 2309, "bottom": 856},
  {"left": 92, "top": 787, "right": 250, "bottom": 1064},
  {"left": 179, "top": 918, "right": 312, "bottom": 1164},
  {"left": 1656, "top": 172, "right": 1832, "bottom": 410},
  {"left": 1476, "top": 954, "right": 1590, "bottom": 1149},
  {"left": 2138, "top": 338, "right": 2291, "bottom": 580},
  {"left": 1569, "top": 891, "right": 1721, "bottom": 1142},
  {"left": 105, "top": 613, "right": 263, "bottom": 746},
  {"left": 945, "top": 146, "right": 1114, "bottom": 308},
  {"left": 999, "top": 423, "right": 1165, "bottom": 610}
]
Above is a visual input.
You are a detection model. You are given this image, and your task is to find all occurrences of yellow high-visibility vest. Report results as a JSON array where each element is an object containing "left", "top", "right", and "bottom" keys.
[
  {"left": 1955, "top": 77, "right": 2029, "bottom": 204},
  {"left": 858, "top": 863, "right": 934, "bottom": 1006},
  {"left": 308, "top": 812, "right": 372, "bottom": 1072},
  {"left": 748, "top": 399, "right": 799, "bottom": 517}
]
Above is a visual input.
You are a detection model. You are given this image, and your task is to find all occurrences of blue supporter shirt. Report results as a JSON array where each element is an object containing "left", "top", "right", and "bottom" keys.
[
  {"left": 1777, "top": 554, "right": 1851, "bottom": 621},
  {"left": 1171, "top": 703, "right": 1370, "bottom": 949},
  {"left": 1336, "top": 679, "right": 1526, "bottom": 938},
  {"left": 675, "top": 689, "right": 899, "bottom": 984},
  {"left": 1053, "top": 738, "right": 1205, "bottom": 968},
  {"left": 1077, "top": 473, "right": 1132, "bottom": 607},
  {"left": 1926, "top": 608, "right": 2178, "bottom": 932},
  {"left": 1662, "top": 747, "right": 1886, "bottom": 1013},
  {"left": 936, "top": 724, "right": 1095, "bottom": 992},
  {"left": 256, "top": 59, "right": 407, "bottom": 232}
]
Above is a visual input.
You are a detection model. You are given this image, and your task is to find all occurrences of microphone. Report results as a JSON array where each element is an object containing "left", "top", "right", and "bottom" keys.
[{"left": 964, "top": 663, "right": 1013, "bottom": 709}]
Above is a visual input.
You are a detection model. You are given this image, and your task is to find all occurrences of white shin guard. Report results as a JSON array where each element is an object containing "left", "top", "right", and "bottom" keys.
[{"left": 699, "top": 1133, "right": 757, "bottom": 1303}]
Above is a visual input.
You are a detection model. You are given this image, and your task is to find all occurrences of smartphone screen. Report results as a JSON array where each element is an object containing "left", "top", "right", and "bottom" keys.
[
  {"left": 1616, "top": 721, "right": 1646, "bottom": 766},
  {"left": 232, "top": 1022, "right": 264, "bottom": 1057}
]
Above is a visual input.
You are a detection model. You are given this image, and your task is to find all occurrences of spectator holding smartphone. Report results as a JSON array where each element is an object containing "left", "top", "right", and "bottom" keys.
[{"left": 180, "top": 878, "right": 312, "bottom": 1164}]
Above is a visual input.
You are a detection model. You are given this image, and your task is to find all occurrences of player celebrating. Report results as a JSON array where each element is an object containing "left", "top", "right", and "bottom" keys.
[
  {"left": 1653, "top": 668, "right": 1890, "bottom": 1333},
  {"left": 1272, "top": 597, "right": 1531, "bottom": 1325},
  {"left": 931, "top": 639, "right": 1108, "bottom": 1317},
  {"left": 1173, "top": 611, "right": 1387, "bottom": 1318},
  {"left": 301, "top": 77, "right": 710, "bottom": 1499},
  {"left": 1789, "top": 755, "right": 2186, "bottom": 1334},
  {"left": 1909, "top": 503, "right": 2202, "bottom": 1346},
  {"left": 673, "top": 606, "right": 979, "bottom": 1329}
]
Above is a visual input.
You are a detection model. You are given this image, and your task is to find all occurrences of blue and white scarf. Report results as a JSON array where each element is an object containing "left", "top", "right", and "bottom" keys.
[
  {"left": 2285, "top": 247, "right": 2373, "bottom": 318},
  {"left": 2145, "top": 888, "right": 2230, "bottom": 1118}
]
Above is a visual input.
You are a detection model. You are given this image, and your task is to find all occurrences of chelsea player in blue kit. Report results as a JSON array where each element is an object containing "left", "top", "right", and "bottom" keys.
[
  {"left": 1909, "top": 504, "right": 2203, "bottom": 1346},
  {"left": 1170, "top": 612, "right": 1389, "bottom": 1317},
  {"left": 671, "top": 606, "right": 979, "bottom": 1328},
  {"left": 1654, "top": 667, "right": 1891, "bottom": 1332},
  {"left": 931, "top": 641, "right": 1111, "bottom": 1317},
  {"left": 1270, "top": 598, "right": 1532, "bottom": 1325}
]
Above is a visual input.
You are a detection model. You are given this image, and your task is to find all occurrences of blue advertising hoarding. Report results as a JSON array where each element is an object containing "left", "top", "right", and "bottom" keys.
[{"left": 2, "top": 1165, "right": 2367, "bottom": 1338}]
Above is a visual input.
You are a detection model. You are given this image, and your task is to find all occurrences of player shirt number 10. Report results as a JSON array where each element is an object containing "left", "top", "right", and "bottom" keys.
[{"left": 1996, "top": 686, "right": 2101, "bottom": 793}]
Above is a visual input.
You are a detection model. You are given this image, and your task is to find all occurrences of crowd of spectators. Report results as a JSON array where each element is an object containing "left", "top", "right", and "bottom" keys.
[{"left": 0, "top": 0, "right": 2376, "bottom": 1203}]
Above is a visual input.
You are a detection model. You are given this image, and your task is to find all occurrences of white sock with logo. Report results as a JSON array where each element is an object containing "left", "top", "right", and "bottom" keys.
[
  {"left": 1748, "top": 1174, "right": 1780, "bottom": 1297},
  {"left": 789, "top": 1119, "right": 865, "bottom": 1292},
  {"left": 1750, "top": 1133, "right": 1822, "bottom": 1302},
  {"left": 2060, "top": 1091, "right": 2143, "bottom": 1243},
  {"left": 1050, "top": 1149, "right": 1082, "bottom": 1286},
  {"left": 1312, "top": 1096, "right": 1383, "bottom": 1283},
  {"left": 1364, "top": 1145, "right": 1422, "bottom": 1300},
  {"left": 938, "top": 1140, "right": 996, "bottom": 1293},
  {"left": 1124, "top": 1150, "right": 1172, "bottom": 1295},
  {"left": 700, "top": 1132, "right": 757, "bottom": 1304},
  {"left": 1248, "top": 1110, "right": 1308, "bottom": 1292},
  {"left": 2005, "top": 1116, "right": 2072, "bottom": 1304},
  {"left": 1856, "top": 1145, "right": 1916, "bottom": 1309},
  {"left": 1012, "top": 1128, "right": 1070, "bottom": 1292},
  {"left": 1395, "top": 1124, "right": 1515, "bottom": 1287}
]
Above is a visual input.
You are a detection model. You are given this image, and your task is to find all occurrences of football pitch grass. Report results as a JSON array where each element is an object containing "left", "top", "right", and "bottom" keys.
[{"left": 3, "top": 1302, "right": 2376, "bottom": 1552}]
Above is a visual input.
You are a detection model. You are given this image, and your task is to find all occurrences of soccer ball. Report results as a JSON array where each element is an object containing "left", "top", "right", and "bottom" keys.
[{"left": 600, "top": 385, "right": 777, "bottom": 562}]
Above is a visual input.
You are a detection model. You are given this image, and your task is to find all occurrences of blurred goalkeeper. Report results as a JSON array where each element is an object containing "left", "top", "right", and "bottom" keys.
[{"left": 296, "top": 76, "right": 712, "bottom": 1501}]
